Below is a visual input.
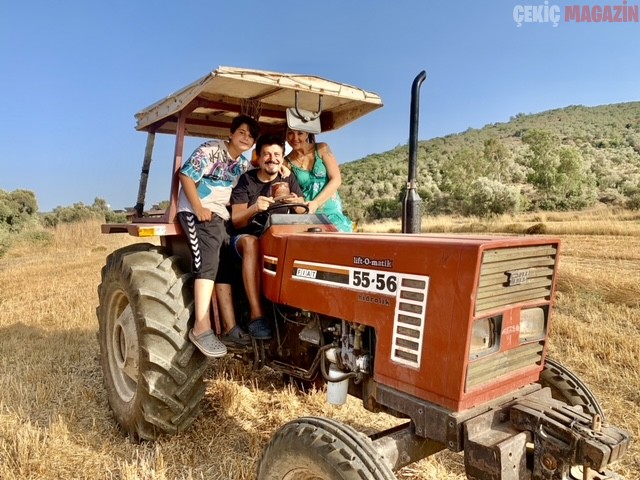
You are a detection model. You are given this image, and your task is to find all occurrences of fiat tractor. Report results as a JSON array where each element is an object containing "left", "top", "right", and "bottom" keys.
[{"left": 97, "top": 67, "right": 630, "bottom": 479}]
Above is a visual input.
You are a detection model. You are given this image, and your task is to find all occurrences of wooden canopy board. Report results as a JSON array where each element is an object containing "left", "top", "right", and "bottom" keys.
[{"left": 135, "top": 66, "right": 383, "bottom": 138}]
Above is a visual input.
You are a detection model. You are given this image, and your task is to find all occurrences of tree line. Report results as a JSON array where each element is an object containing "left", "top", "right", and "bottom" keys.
[
  {"left": 0, "top": 192, "right": 126, "bottom": 257},
  {"left": 340, "top": 102, "right": 640, "bottom": 221},
  {"left": 2, "top": 101, "right": 639, "bottom": 255}
]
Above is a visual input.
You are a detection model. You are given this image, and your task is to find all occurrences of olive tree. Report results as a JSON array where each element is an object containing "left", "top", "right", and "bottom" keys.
[{"left": 522, "top": 130, "right": 596, "bottom": 210}]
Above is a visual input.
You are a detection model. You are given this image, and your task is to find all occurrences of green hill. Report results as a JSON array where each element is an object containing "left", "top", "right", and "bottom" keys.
[{"left": 340, "top": 102, "right": 640, "bottom": 220}]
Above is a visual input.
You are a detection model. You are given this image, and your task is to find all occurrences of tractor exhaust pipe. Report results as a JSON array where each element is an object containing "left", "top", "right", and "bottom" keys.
[{"left": 402, "top": 70, "right": 427, "bottom": 234}]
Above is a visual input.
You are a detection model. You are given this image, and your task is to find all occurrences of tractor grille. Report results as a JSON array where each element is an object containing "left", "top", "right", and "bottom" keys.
[
  {"left": 466, "top": 341, "right": 545, "bottom": 390},
  {"left": 475, "top": 245, "right": 558, "bottom": 316},
  {"left": 391, "top": 275, "right": 430, "bottom": 369}
]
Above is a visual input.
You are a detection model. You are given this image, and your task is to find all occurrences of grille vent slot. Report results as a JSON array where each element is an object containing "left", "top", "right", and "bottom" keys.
[
  {"left": 476, "top": 245, "right": 558, "bottom": 316},
  {"left": 466, "top": 341, "right": 544, "bottom": 390},
  {"left": 391, "top": 275, "right": 429, "bottom": 368}
]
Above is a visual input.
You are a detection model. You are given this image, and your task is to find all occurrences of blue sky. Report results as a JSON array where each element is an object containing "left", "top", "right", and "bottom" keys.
[{"left": 1, "top": 0, "right": 638, "bottom": 211}]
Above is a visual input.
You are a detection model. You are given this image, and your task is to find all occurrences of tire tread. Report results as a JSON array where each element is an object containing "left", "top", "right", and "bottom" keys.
[{"left": 97, "top": 243, "right": 206, "bottom": 441}]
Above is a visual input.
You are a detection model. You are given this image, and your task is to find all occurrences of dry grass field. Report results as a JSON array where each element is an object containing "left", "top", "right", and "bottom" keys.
[{"left": 1, "top": 213, "right": 639, "bottom": 479}]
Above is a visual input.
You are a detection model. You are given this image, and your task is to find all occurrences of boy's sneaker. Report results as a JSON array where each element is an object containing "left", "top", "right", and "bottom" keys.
[
  {"left": 221, "top": 325, "right": 252, "bottom": 346},
  {"left": 248, "top": 317, "right": 273, "bottom": 340},
  {"left": 188, "top": 329, "right": 227, "bottom": 358}
]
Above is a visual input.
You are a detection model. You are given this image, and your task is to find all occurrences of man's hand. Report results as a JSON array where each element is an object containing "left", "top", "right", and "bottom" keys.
[{"left": 254, "top": 196, "right": 275, "bottom": 212}]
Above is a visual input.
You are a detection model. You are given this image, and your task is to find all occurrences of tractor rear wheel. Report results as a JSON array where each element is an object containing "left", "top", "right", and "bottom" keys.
[
  {"left": 538, "top": 357, "right": 605, "bottom": 419},
  {"left": 258, "top": 416, "right": 396, "bottom": 480},
  {"left": 96, "top": 243, "right": 207, "bottom": 441}
]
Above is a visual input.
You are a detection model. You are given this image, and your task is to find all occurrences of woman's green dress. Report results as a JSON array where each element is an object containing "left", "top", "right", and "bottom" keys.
[{"left": 288, "top": 146, "right": 353, "bottom": 232}]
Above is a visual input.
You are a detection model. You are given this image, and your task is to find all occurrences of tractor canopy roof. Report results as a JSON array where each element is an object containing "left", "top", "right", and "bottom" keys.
[{"left": 135, "top": 66, "right": 383, "bottom": 139}]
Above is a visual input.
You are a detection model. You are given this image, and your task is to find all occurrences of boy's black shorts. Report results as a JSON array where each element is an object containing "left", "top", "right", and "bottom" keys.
[{"left": 178, "top": 212, "right": 234, "bottom": 283}]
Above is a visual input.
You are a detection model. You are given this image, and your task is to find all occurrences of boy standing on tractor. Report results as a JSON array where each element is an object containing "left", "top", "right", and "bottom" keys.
[
  {"left": 226, "top": 133, "right": 307, "bottom": 341},
  {"left": 177, "top": 115, "right": 260, "bottom": 358}
]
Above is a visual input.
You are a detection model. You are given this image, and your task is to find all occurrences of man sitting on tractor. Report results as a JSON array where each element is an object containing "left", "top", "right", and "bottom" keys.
[{"left": 222, "top": 133, "right": 307, "bottom": 341}]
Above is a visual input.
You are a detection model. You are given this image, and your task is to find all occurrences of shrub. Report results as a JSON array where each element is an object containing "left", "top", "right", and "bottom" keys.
[
  {"left": 626, "top": 191, "right": 640, "bottom": 210},
  {"left": 599, "top": 188, "right": 627, "bottom": 206},
  {"left": 526, "top": 223, "right": 547, "bottom": 234},
  {"left": 43, "top": 202, "right": 105, "bottom": 227},
  {"left": 19, "top": 230, "right": 54, "bottom": 247},
  {"left": 0, "top": 229, "right": 12, "bottom": 258},
  {"left": 464, "top": 178, "right": 521, "bottom": 217},
  {"left": 0, "top": 189, "right": 39, "bottom": 232},
  {"left": 105, "top": 211, "right": 128, "bottom": 223},
  {"left": 365, "top": 198, "right": 402, "bottom": 221}
]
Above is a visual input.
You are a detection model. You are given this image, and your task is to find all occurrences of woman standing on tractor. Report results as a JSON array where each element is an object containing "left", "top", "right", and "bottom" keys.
[{"left": 285, "top": 129, "right": 353, "bottom": 232}]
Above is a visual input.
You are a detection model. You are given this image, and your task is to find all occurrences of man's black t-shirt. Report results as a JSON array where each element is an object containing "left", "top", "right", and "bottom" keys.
[{"left": 230, "top": 170, "right": 304, "bottom": 235}]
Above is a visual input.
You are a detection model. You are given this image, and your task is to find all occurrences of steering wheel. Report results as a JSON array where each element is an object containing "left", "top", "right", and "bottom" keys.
[{"left": 250, "top": 202, "right": 310, "bottom": 233}]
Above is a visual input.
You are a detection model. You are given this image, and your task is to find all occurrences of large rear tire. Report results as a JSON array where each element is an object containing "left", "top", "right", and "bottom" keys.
[
  {"left": 538, "top": 357, "right": 605, "bottom": 419},
  {"left": 96, "top": 243, "right": 207, "bottom": 441},
  {"left": 258, "top": 416, "right": 396, "bottom": 480}
]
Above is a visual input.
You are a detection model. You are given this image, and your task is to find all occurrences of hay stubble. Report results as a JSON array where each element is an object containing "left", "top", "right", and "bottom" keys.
[{"left": 0, "top": 219, "right": 637, "bottom": 478}]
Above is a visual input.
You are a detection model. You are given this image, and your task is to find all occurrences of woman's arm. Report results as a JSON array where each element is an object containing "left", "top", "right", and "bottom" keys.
[{"left": 308, "top": 142, "right": 342, "bottom": 213}]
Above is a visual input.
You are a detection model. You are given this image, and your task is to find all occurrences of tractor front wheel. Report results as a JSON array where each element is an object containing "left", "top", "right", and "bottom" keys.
[
  {"left": 258, "top": 416, "right": 396, "bottom": 480},
  {"left": 96, "top": 243, "right": 207, "bottom": 441},
  {"left": 538, "top": 357, "right": 605, "bottom": 419}
]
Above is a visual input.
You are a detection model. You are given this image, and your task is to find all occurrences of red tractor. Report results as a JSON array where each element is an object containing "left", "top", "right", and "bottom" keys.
[{"left": 98, "top": 67, "right": 630, "bottom": 479}]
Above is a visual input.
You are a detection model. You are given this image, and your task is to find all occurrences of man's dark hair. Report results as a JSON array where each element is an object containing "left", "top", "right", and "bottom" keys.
[
  {"left": 255, "top": 133, "right": 285, "bottom": 156},
  {"left": 230, "top": 114, "right": 260, "bottom": 140}
]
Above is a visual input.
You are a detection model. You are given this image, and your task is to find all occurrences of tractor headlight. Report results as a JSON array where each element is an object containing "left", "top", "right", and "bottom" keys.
[
  {"left": 520, "top": 307, "right": 547, "bottom": 342},
  {"left": 469, "top": 316, "right": 500, "bottom": 359}
]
